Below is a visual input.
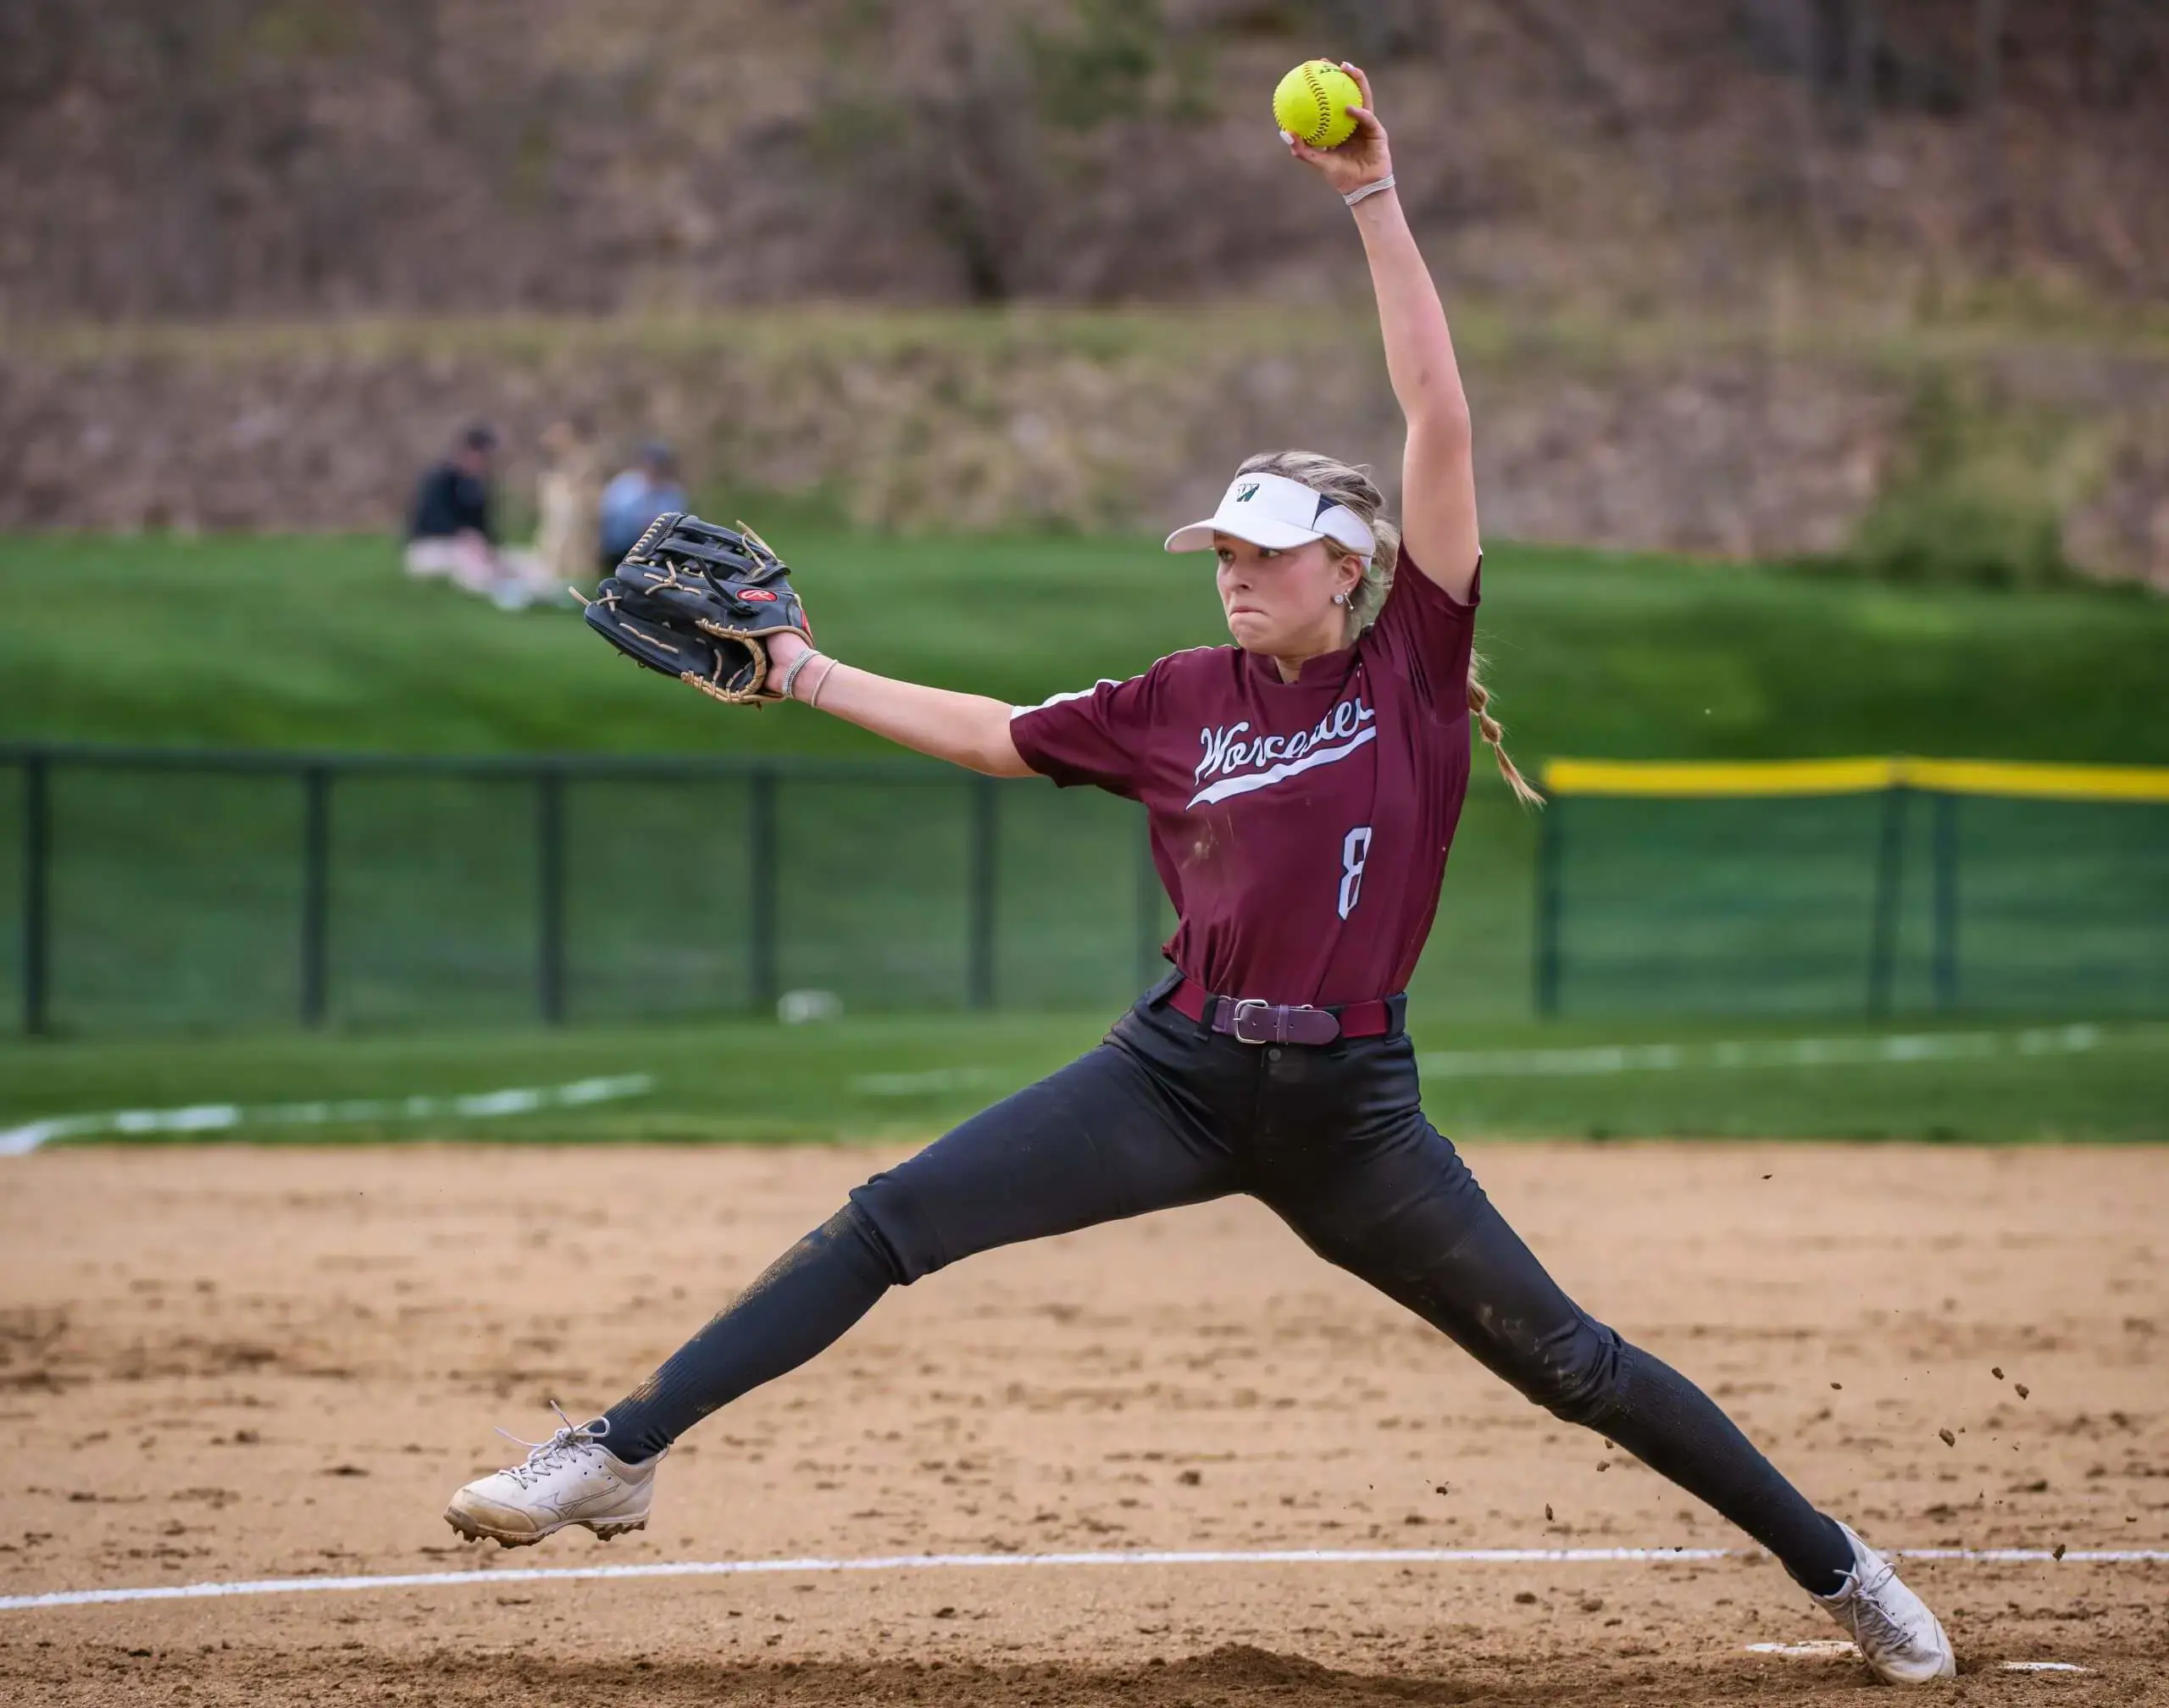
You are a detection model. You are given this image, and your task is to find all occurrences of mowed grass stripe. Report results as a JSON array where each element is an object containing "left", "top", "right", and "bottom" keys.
[
  {"left": 4, "top": 532, "right": 2166, "bottom": 763},
  {"left": 4, "top": 1012, "right": 2163, "bottom": 1145}
]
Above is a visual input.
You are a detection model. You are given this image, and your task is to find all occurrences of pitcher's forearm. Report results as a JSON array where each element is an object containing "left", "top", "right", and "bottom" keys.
[
  {"left": 1351, "top": 177, "right": 1480, "bottom": 586},
  {"left": 797, "top": 661, "right": 1032, "bottom": 778},
  {"left": 1352, "top": 192, "right": 1469, "bottom": 436}
]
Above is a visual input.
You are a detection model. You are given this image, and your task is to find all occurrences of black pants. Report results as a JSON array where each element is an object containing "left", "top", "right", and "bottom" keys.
[{"left": 605, "top": 990, "right": 1852, "bottom": 1593}]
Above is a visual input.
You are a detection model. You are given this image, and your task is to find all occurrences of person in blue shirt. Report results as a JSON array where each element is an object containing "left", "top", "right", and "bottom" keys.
[{"left": 597, "top": 441, "right": 690, "bottom": 572}]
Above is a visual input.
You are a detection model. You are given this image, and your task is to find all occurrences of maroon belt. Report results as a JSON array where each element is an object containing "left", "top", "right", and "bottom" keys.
[{"left": 1167, "top": 978, "right": 1402, "bottom": 1046}]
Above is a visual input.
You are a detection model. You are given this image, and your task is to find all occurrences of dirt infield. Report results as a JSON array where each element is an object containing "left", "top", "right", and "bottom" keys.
[{"left": 1, "top": 1140, "right": 2163, "bottom": 1704}]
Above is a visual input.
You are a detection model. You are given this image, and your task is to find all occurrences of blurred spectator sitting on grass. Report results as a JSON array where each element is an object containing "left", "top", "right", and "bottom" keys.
[
  {"left": 598, "top": 441, "right": 688, "bottom": 572},
  {"left": 404, "top": 422, "right": 550, "bottom": 610},
  {"left": 534, "top": 418, "right": 602, "bottom": 595}
]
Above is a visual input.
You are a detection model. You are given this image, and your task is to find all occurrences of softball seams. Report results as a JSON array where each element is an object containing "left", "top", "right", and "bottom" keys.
[{"left": 1300, "top": 62, "right": 1332, "bottom": 143}]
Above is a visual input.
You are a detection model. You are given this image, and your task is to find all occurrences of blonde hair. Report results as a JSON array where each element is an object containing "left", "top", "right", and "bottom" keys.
[{"left": 1234, "top": 449, "right": 1544, "bottom": 807}]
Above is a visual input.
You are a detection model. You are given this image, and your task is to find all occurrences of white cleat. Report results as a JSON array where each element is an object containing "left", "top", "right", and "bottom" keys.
[
  {"left": 1814, "top": 1522, "right": 1957, "bottom": 1684},
  {"left": 444, "top": 1406, "right": 661, "bottom": 1549}
]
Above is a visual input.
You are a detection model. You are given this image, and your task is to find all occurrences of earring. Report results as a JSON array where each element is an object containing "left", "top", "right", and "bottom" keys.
[{"left": 1332, "top": 592, "right": 1349, "bottom": 606}]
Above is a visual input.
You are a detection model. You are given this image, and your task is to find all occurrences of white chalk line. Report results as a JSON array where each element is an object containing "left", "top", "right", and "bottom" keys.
[
  {"left": 3, "top": 1544, "right": 2162, "bottom": 1615},
  {"left": 852, "top": 1065, "right": 1012, "bottom": 1096},
  {"left": 850, "top": 1023, "right": 2169, "bottom": 1096},
  {"left": 1745, "top": 1640, "right": 1862, "bottom": 1656},
  {"left": 1747, "top": 1642, "right": 2087, "bottom": 1673},
  {"left": 0, "top": 1073, "right": 656, "bottom": 1156},
  {"left": 1416, "top": 1021, "right": 2169, "bottom": 1080}
]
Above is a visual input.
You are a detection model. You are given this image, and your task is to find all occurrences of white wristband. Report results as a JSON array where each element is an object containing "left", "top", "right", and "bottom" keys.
[
  {"left": 1344, "top": 173, "right": 1395, "bottom": 208},
  {"left": 778, "top": 647, "right": 824, "bottom": 702}
]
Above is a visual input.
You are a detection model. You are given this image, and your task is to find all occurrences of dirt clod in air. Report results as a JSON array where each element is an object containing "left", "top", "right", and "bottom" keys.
[
  {"left": 1938, "top": 1428, "right": 1956, "bottom": 1447},
  {"left": 1545, "top": 1504, "right": 1555, "bottom": 1522},
  {"left": 1176, "top": 1469, "right": 1201, "bottom": 1486},
  {"left": 1514, "top": 1591, "right": 1539, "bottom": 1605},
  {"left": 2053, "top": 1543, "right": 2067, "bottom": 1561},
  {"left": 2016, "top": 1384, "right": 2031, "bottom": 1399},
  {"left": 1992, "top": 1366, "right": 2005, "bottom": 1379}
]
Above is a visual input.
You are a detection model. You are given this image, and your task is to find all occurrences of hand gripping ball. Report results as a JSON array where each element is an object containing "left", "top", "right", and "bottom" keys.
[{"left": 1273, "top": 59, "right": 1362, "bottom": 149}]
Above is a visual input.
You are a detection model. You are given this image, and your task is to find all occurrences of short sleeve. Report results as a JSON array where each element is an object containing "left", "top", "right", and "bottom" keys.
[
  {"left": 1008, "top": 666, "right": 1162, "bottom": 798},
  {"left": 1362, "top": 549, "right": 1479, "bottom": 707}
]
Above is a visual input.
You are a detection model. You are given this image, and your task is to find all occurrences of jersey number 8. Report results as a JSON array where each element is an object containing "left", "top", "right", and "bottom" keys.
[{"left": 1338, "top": 825, "right": 1373, "bottom": 921}]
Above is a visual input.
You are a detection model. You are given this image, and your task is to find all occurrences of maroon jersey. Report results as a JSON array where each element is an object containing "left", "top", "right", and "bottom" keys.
[{"left": 1010, "top": 554, "right": 1478, "bottom": 1006}]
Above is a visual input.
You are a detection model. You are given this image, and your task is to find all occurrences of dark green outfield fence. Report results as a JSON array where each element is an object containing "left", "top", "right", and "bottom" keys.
[
  {"left": 1535, "top": 758, "right": 2169, "bottom": 1019},
  {"left": 5, "top": 748, "right": 2164, "bottom": 1037},
  {"left": 1, "top": 746, "right": 1171, "bottom": 1036}
]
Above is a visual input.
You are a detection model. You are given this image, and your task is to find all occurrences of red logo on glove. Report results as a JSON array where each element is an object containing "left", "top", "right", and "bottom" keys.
[{"left": 741, "top": 589, "right": 779, "bottom": 602}]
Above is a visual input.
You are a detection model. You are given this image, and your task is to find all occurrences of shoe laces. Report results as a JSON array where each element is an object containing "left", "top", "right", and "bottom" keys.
[
  {"left": 1839, "top": 1552, "right": 1919, "bottom": 1655},
  {"left": 494, "top": 1402, "right": 610, "bottom": 1489}
]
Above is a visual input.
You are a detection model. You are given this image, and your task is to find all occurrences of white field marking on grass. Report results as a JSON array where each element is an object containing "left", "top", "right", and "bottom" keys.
[
  {"left": 0, "top": 1074, "right": 656, "bottom": 1157},
  {"left": 3, "top": 1544, "right": 2164, "bottom": 1616},
  {"left": 850, "top": 1066, "right": 1012, "bottom": 1097},
  {"left": 852, "top": 1022, "right": 2167, "bottom": 1097},
  {"left": 1417, "top": 1021, "right": 2169, "bottom": 1079}
]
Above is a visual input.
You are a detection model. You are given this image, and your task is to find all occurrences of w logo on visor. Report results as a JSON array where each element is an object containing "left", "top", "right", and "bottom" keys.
[{"left": 1234, "top": 482, "right": 1260, "bottom": 502}]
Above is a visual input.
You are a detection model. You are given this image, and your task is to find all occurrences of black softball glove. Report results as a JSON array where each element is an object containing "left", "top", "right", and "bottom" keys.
[{"left": 581, "top": 513, "right": 811, "bottom": 704}]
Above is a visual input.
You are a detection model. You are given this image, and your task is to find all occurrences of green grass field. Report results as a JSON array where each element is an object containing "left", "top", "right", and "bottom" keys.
[
  {"left": 4, "top": 1011, "right": 2165, "bottom": 1146},
  {"left": 4, "top": 530, "right": 2166, "bottom": 762},
  {"left": 1, "top": 530, "right": 2163, "bottom": 1141}
]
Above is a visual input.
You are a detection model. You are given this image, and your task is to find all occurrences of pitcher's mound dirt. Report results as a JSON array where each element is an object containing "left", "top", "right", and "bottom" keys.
[{"left": 1, "top": 1141, "right": 2163, "bottom": 1704}]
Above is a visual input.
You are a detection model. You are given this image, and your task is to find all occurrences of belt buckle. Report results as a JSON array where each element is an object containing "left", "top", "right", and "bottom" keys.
[{"left": 1230, "top": 999, "right": 1278, "bottom": 1045}]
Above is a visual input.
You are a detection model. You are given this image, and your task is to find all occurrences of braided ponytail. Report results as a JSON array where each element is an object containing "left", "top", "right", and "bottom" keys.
[{"left": 1468, "top": 652, "right": 1545, "bottom": 807}]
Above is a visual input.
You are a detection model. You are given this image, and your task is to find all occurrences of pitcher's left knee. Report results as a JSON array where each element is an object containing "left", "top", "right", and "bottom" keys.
[{"left": 1508, "top": 1313, "right": 1628, "bottom": 1426}]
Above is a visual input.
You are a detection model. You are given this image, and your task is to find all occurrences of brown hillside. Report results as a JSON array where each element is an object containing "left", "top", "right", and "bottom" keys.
[{"left": 3, "top": 0, "right": 2166, "bottom": 321}]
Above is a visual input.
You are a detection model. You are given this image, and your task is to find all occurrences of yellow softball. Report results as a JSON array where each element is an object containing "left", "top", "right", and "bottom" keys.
[{"left": 1273, "top": 59, "right": 1362, "bottom": 149}]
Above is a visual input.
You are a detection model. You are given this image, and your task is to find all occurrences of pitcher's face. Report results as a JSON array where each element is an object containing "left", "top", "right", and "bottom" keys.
[{"left": 1214, "top": 535, "right": 1362, "bottom": 656}]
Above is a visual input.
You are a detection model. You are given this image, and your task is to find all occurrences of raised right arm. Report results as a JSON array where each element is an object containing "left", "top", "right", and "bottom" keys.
[{"left": 766, "top": 634, "right": 1032, "bottom": 778}]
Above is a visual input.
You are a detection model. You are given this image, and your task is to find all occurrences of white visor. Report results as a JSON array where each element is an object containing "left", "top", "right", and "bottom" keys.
[{"left": 1163, "top": 470, "right": 1376, "bottom": 560}]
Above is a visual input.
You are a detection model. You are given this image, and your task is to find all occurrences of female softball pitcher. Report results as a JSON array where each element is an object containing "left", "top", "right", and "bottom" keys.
[{"left": 447, "top": 66, "right": 1955, "bottom": 1684}]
